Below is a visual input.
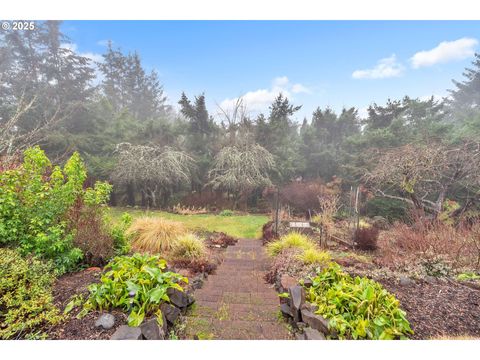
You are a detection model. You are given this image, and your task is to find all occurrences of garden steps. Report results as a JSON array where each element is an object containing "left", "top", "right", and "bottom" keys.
[{"left": 184, "top": 238, "right": 291, "bottom": 339}]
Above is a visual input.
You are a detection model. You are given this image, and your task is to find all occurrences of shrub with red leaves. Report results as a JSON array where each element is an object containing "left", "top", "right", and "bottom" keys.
[
  {"left": 354, "top": 227, "right": 379, "bottom": 251},
  {"left": 207, "top": 232, "right": 237, "bottom": 247},
  {"left": 171, "top": 259, "right": 217, "bottom": 274}
]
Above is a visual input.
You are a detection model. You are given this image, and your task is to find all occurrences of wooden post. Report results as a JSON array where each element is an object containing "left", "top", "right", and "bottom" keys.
[{"left": 274, "top": 188, "right": 280, "bottom": 236}]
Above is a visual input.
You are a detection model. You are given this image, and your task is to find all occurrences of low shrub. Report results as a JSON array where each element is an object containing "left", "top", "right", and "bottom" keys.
[
  {"left": 354, "top": 227, "right": 379, "bottom": 251},
  {"left": 297, "top": 248, "right": 331, "bottom": 265},
  {"left": 127, "top": 217, "right": 187, "bottom": 253},
  {"left": 266, "top": 232, "right": 316, "bottom": 257},
  {"left": 0, "top": 146, "right": 112, "bottom": 274},
  {"left": 380, "top": 219, "right": 480, "bottom": 270},
  {"left": 219, "top": 209, "right": 234, "bottom": 217},
  {"left": 305, "top": 262, "right": 413, "bottom": 339},
  {"left": 207, "top": 232, "right": 237, "bottom": 247},
  {"left": 109, "top": 212, "right": 133, "bottom": 255},
  {"left": 76, "top": 254, "right": 188, "bottom": 327},
  {"left": 0, "top": 249, "right": 63, "bottom": 339},
  {"left": 172, "top": 233, "right": 206, "bottom": 260},
  {"left": 365, "top": 197, "right": 410, "bottom": 223},
  {"left": 171, "top": 258, "right": 218, "bottom": 274}
]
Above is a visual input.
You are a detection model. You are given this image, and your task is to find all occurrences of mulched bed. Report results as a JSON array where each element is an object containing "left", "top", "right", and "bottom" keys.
[
  {"left": 378, "top": 279, "right": 480, "bottom": 339},
  {"left": 48, "top": 268, "right": 127, "bottom": 340}
]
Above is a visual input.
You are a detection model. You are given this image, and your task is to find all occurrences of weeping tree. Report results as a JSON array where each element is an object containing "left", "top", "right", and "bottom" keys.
[
  {"left": 208, "top": 140, "right": 275, "bottom": 209},
  {"left": 112, "top": 143, "right": 195, "bottom": 207},
  {"left": 364, "top": 141, "right": 480, "bottom": 217}
]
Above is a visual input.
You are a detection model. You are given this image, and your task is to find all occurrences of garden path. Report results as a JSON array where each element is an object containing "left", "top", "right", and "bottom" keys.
[{"left": 184, "top": 238, "right": 291, "bottom": 339}]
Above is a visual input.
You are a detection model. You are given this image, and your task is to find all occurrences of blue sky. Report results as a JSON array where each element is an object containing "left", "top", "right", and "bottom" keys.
[{"left": 62, "top": 21, "right": 480, "bottom": 121}]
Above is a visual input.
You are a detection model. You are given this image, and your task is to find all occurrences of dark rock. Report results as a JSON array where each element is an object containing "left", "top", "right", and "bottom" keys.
[
  {"left": 289, "top": 286, "right": 305, "bottom": 322},
  {"left": 95, "top": 313, "right": 115, "bottom": 330},
  {"left": 296, "top": 321, "right": 308, "bottom": 330},
  {"left": 399, "top": 276, "right": 414, "bottom": 286},
  {"left": 301, "top": 308, "right": 331, "bottom": 335},
  {"left": 160, "top": 303, "right": 181, "bottom": 325},
  {"left": 111, "top": 325, "right": 143, "bottom": 340},
  {"left": 303, "top": 278, "right": 313, "bottom": 288},
  {"left": 300, "top": 302, "right": 316, "bottom": 312},
  {"left": 192, "top": 277, "right": 204, "bottom": 290},
  {"left": 167, "top": 288, "right": 191, "bottom": 308},
  {"left": 140, "top": 318, "right": 165, "bottom": 340},
  {"left": 295, "top": 332, "right": 306, "bottom": 340},
  {"left": 281, "top": 275, "right": 297, "bottom": 292},
  {"left": 280, "top": 303, "right": 293, "bottom": 318},
  {"left": 304, "top": 327, "right": 326, "bottom": 340}
]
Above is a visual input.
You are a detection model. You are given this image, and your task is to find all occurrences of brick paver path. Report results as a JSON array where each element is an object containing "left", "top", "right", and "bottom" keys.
[{"left": 185, "top": 238, "right": 291, "bottom": 339}]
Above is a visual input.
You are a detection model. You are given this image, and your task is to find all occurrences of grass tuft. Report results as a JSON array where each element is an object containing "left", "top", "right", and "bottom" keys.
[
  {"left": 172, "top": 233, "right": 206, "bottom": 259},
  {"left": 127, "top": 217, "right": 188, "bottom": 253}
]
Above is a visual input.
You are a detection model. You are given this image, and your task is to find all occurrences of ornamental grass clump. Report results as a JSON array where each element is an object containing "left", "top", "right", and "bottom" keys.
[
  {"left": 266, "top": 232, "right": 315, "bottom": 257},
  {"left": 305, "top": 262, "right": 413, "bottom": 339},
  {"left": 127, "top": 217, "right": 188, "bottom": 253},
  {"left": 172, "top": 233, "right": 206, "bottom": 260},
  {"left": 297, "top": 248, "right": 331, "bottom": 265},
  {"left": 76, "top": 253, "right": 188, "bottom": 327}
]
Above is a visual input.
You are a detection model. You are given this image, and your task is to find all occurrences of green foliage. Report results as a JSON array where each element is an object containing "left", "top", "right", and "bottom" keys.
[
  {"left": 219, "top": 209, "right": 234, "bottom": 216},
  {"left": 457, "top": 272, "right": 480, "bottom": 281},
  {"left": 0, "top": 249, "right": 63, "bottom": 339},
  {"left": 365, "top": 197, "right": 410, "bottom": 223},
  {"left": 266, "top": 232, "right": 316, "bottom": 257},
  {"left": 78, "top": 254, "right": 188, "bottom": 327},
  {"left": 171, "top": 233, "right": 206, "bottom": 260},
  {"left": 297, "top": 248, "right": 331, "bottom": 265},
  {"left": 0, "top": 146, "right": 112, "bottom": 273},
  {"left": 306, "top": 263, "right": 413, "bottom": 339},
  {"left": 422, "top": 258, "right": 452, "bottom": 277},
  {"left": 108, "top": 212, "right": 133, "bottom": 255}
]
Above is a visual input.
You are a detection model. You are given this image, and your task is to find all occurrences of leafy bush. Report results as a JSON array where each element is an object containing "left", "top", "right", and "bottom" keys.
[
  {"left": 365, "top": 197, "right": 410, "bottom": 223},
  {"left": 0, "top": 249, "right": 63, "bottom": 339},
  {"left": 354, "top": 227, "right": 379, "bottom": 251},
  {"left": 305, "top": 263, "right": 413, "bottom": 339},
  {"left": 266, "top": 232, "right": 317, "bottom": 257},
  {"left": 219, "top": 209, "right": 234, "bottom": 216},
  {"left": 109, "top": 212, "right": 133, "bottom": 255},
  {"left": 127, "top": 217, "right": 188, "bottom": 253},
  {"left": 77, "top": 254, "right": 188, "bottom": 327},
  {"left": 172, "top": 233, "right": 206, "bottom": 260},
  {"left": 297, "top": 248, "right": 331, "bottom": 265},
  {"left": 0, "top": 146, "right": 112, "bottom": 273}
]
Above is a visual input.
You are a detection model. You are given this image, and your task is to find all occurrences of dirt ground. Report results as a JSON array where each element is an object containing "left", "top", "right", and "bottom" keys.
[
  {"left": 378, "top": 279, "right": 480, "bottom": 339},
  {"left": 48, "top": 267, "right": 127, "bottom": 340}
]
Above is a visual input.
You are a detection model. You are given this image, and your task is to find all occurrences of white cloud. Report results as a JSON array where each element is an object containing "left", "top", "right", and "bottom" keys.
[
  {"left": 292, "top": 83, "right": 311, "bottom": 94},
  {"left": 352, "top": 54, "right": 405, "bottom": 79},
  {"left": 219, "top": 76, "right": 310, "bottom": 113},
  {"left": 61, "top": 42, "right": 103, "bottom": 64},
  {"left": 410, "top": 38, "right": 478, "bottom": 69}
]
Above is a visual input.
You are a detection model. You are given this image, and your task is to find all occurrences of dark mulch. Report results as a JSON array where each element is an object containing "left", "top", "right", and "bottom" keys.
[
  {"left": 48, "top": 268, "right": 127, "bottom": 340},
  {"left": 378, "top": 279, "right": 480, "bottom": 339}
]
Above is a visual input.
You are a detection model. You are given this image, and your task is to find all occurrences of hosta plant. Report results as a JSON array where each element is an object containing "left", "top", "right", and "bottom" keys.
[
  {"left": 76, "top": 254, "right": 188, "bottom": 327},
  {"left": 305, "top": 262, "right": 413, "bottom": 340}
]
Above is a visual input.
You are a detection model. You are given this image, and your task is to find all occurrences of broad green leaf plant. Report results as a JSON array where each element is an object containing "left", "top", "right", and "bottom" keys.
[
  {"left": 305, "top": 263, "right": 413, "bottom": 340},
  {"left": 76, "top": 254, "right": 188, "bottom": 327}
]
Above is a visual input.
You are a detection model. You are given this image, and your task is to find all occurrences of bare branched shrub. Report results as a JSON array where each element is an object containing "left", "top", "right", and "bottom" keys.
[
  {"left": 312, "top": 195, "right": 340, "bottom": 233},
  {"left": 378, "top": 217, "right": 480, "bottom": 270}
]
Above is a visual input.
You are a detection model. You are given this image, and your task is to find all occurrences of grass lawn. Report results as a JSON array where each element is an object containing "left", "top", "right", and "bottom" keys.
[{"left": 108, "top": 207, "right": 269, "bottom": 239}]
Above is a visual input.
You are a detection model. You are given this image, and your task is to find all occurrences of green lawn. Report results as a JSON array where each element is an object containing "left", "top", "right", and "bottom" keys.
[{"left": 108, "top": 207, "right": 269, "bottom": 239}]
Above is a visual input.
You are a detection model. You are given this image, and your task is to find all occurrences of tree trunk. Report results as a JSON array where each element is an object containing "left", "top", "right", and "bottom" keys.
[{"left": 126, "top": 182, "right": 135, "bottom": 206}]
